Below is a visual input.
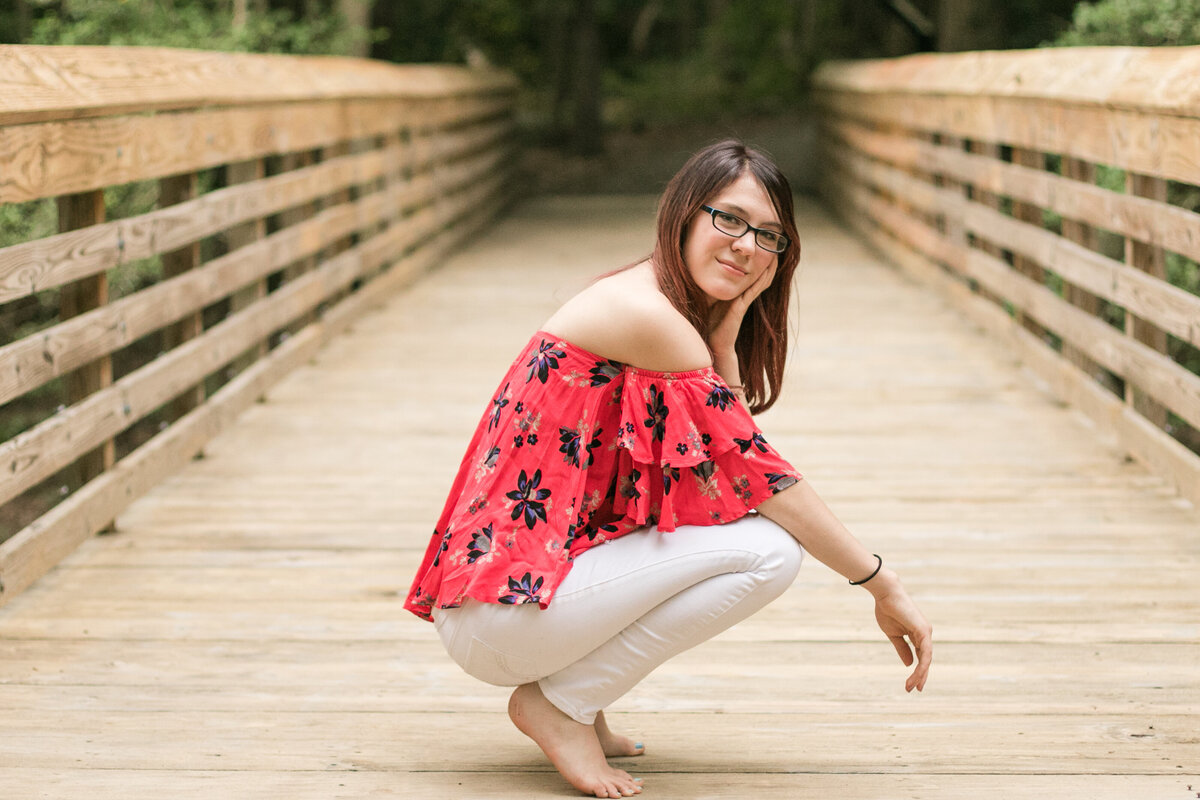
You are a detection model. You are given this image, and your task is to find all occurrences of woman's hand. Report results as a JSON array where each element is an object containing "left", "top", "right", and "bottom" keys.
[
  {"left": 867, "top": 574, "right": 933, "bottom": 693},
  {"left": 707, "top": 259, "right": 778, "bottom": 360},
  {"left": 756, "top": 484, "right": 933, "bottom": 693}
]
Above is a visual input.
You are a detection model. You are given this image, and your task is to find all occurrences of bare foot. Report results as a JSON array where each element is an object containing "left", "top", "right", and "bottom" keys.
[
  {"left": 508, "top": 683, "right": 643, "bottom": 798},
  {"left": 594, "top": 710, "right": 645, "bottom": 758}
]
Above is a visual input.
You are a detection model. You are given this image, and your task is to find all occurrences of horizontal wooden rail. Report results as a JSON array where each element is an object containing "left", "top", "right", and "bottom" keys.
[
  {"left": 816, "top": 46, "right": 1200, "bottom": 507},
  {"left": 0, "top": 46, "right": 517, "bottom": 125},
  {"left": 828, "top": 119, "right": 1200, "bottom": 270},
  {"left": 0, "top": 45, "right": 518, "bottom": 603},
  {"left": 0, "top": 117, "right": 512, "bottom": 302}
]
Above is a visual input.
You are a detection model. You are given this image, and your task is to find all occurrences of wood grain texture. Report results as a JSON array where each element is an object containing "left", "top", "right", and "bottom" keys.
[
  {"left": 0, "top": 45, "right": 518, "bottom": 126},
  {"left": 816, "top": 86, "right": 1200, "bottom": 186},
  {"left": 54, "top": 189, "right": 115, "bottom": 502},
  {"left": 825, "top": 142, "right": 1200, "bottom": 435},
  {"left": 0, "top": 172, "right": 508, "bottom": 597},
  {"left": 0, "top": 95, "right": 511, "bottom": 204},
  {"left": 0, "top": 196, "right": 1196, "bottom": 798},
  {"left": 813, "top": 46, "right": 1200, "bottom": 116},
  {"left": 828, "top": 118, "right": 1200, "bottom": 267},
  {"left": 0, "top": 771, "right": 1191, "bottom": 800},
  {"left": 825, "top": 178, "right": 1200, "bottom": 506},
  {"left": 823, "top": 125, "right": 1200, "bottom": 349},
  {"left": 818, "top": 93, "right": 1200, "bottom": 503},
  {"left": 0, "top": 138, "right": 509, "bottom": 409}
]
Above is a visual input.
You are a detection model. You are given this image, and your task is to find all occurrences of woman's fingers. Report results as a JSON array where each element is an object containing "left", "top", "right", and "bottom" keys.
[
  {"left": 889, "top": 634, "right": 914, "bottom": 666},
  {"left": 908, "top": 628, "right": 933, "bottom": 692},
  {"left": 743, "top": 260, "right": 778, "bottom": 305},
  {"left": 876, "top": 593, "right": 933, "bottom": 693},
  {"left": 707, "top": 259, "right": 779, "bottom": 351}
]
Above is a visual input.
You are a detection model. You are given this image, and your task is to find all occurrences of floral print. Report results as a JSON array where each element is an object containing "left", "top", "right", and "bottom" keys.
[
  {"left": 526, "top": 341, "right": 565, "bottom": 383},
  {"left": 589, "top": 359, "right": 623, "bottom": 386},
  {"left": 706, "top": 383, "right": 737, "bottom": 411},
  {"left": 505, "top": 469, "right": 551, "bottom": 529},
  {"left": 644, "top": 384, "right": 669, "bottom": 441},
  {"left": 466, "top": 524, "right": 494, "bottom": 563},
  {"left": 734, "top": 432, "right": 770, "bottom": 454},
  {"left": 404, "top": 332, "right": 803, "bottom": 622},
  {"left": 488, "top": 383, "right": 511, "bottom": 431},
  {"left": 499, "top": 572, "right": 544, "bottom": 604},
  {"left": 559, "top": 425, "right": 603, "bottom": 468}
]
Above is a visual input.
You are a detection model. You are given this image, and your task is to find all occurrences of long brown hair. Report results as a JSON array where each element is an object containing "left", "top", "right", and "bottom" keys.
[{"left": 652, "top": 140, "right": 801, "bottom": 414}]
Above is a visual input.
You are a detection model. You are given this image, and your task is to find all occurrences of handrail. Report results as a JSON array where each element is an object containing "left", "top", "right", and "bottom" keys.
[
  {"left": 0, "top": 45, "right": 518, "bottom": 603},
  {"left": 815, "top": 47, "right": 1200, "bottom": 508}
]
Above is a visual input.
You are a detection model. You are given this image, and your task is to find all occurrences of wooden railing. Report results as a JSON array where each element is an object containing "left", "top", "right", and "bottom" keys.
[
  {"left": 815, "top": 47, "right": 1200, "bottom": 508},
  {"left": 0, "top": 46, "right": 517, "bottom": 603}
]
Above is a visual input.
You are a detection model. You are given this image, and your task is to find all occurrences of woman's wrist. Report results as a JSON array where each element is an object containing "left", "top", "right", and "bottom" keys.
[
  {"left": 860, "top": 566, "right": 901, "bottom": 599},
  {"left": 712, "top": 352, "right": 740, "bottom": 387}
]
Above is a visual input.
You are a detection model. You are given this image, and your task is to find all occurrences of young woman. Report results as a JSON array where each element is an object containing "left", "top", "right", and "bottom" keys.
[{"left": 405, "top": 140, "right": 932, "bottom": 798}]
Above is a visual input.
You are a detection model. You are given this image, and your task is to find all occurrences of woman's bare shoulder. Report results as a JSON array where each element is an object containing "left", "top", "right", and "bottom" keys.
[{"left": 542, "top": 264, "right": 710, "bottom": 372}]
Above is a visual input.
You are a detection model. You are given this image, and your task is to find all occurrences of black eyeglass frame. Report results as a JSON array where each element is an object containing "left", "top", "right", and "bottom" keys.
[{"left": 699, "top": 205, "right": 790, "bottom": 254}]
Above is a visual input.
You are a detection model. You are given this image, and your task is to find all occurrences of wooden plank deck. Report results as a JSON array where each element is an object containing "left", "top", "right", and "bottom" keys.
[{"left": 1, "top": 196, "right": 1197, "bottom": 799}]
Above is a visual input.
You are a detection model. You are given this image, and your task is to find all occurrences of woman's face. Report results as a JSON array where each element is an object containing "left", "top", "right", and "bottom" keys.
[{"left": 682, "top": 170, "right": 781, "bottom": 305}]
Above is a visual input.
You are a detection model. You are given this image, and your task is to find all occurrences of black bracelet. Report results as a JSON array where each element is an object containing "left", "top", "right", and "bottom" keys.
[{"left": 849, "top": 554, "right": 883, "bottom": 586}]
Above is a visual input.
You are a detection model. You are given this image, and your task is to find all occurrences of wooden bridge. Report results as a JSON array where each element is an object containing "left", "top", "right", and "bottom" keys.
[{"left": 1, "top": 46, "right": 1198, "bottom": 798}]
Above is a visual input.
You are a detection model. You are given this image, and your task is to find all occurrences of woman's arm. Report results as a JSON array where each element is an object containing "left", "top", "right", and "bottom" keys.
[
  {"left": 755, "top": 481, "right": 933, "bottom": 692},
  {"left": 704, "top": 256, "right": 932, "bottom": 691}
]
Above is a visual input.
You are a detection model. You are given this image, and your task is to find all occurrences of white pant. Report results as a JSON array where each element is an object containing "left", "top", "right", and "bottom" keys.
[{"left": 432, "top": 515, "right": 803, "bottom": 724}]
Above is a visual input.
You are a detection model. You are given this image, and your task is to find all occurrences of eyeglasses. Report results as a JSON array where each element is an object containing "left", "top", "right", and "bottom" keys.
[{"left": 700, "top": 205, "right": 790, "bottom": 254}]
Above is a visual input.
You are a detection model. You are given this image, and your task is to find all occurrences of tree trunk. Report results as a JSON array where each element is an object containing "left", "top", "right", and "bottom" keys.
[
  {"left": 15, "top": 0, "right": 32, "bottom": 42},
  {"left": 678, "top": 0, "right": 699, "bottom": 52},
  {"left": 937, "top": 0, "right": 975, "bottom": 51},
  {"left": 799, "top": 0, "right": 817, "bottom": 69},
  {"left": 543, "top": 2, "right": 573, "bottom": 141},
  {"left": 630, "top": 0, "right": 663, "bottom": 56},
  {"left": 339, "top": 0, "right": 373, "bottom": 58},
  {"left": 571, "top": 0, "right": 603, "bottom": 155}
]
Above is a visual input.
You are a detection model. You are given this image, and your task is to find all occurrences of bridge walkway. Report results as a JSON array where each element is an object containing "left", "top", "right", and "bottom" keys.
[{"left": 0, "top": 196, "right": 1196, "bottom": 799}]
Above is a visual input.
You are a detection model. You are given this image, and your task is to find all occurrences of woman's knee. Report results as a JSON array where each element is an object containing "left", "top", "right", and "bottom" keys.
[
  {"left": 434, "top": 601, "right": 543, "bottom": 686},
  {"left": 736, "top": 513, "right": 804, "bottom": 589}
]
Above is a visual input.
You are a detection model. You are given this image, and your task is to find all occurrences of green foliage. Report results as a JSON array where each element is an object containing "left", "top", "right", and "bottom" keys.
[
  {"left": 1093, "top": 163, "right": 1126, "bottom": 193},
  {"left": 703, "top": 1, "right": 809, "bottom": 110},
  {"left": 449, "top": 0, "right": 541, "bottom": 78},
  {"left": 1052, "top": 0, "right": 1200, "bottom": 45},
  {"left": 0, "top": 199, "right": 57, "bottom": 251},
  {"left": 2, "top": 0, "right": 361, "bottom": 367},
  {"left": 604, "top": 0, "right": 826, "bottom": 129},
  {"left": 26, "top": 0, "right": 362, "bottom": 55}
]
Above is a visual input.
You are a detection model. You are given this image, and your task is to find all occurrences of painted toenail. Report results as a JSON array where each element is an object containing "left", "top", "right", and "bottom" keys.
[{"left": 635, "top": 742, "right": 644, "bottom": 749}]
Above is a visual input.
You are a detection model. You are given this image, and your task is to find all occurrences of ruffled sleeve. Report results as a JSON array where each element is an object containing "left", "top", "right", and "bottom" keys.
[{"left": 611, "top": 368, "right": 801, "bottom": 531}]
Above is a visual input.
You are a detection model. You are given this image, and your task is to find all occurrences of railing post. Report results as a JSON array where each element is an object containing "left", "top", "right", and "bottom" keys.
[
  {"left": 278, "top": 151, "right": 318, "bottom": 336},
  {"left": 56, "top": 190, "right": 115, "bottom": 492},
  {"left": 1009, "top": 147, "right": 1048, "bottom": 340},
  {"left": 939, "top": 135, "right": 967, "bottom": 252},
  {"left": 1124, "top": 172, "right": 1170, "bottom": 429},
  {"left": 1059, "top": 157, "right": 1102, "bottom": 379},
  {"left": 322, "top": 140, "right": 354, "bottom": 308},
  {"left": 225, "top": 158, "right": 270, "bottom": 383},
  {"left": 969, "top": 140, "right": 1007, "bottom": 308},
  {"left": 159, "top": 172, "right": 206, "bottom": 418}
]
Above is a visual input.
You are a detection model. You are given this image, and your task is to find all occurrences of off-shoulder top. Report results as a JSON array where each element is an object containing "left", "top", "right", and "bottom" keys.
[{"left": 403, "top": 331, "right": 802, "bottom": 621}]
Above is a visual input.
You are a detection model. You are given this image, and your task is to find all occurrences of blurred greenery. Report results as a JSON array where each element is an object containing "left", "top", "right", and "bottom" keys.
[
  {"left": 20, "top": 0, "right": 364, "bottom": 54},
  {"left": 1052, "top": 0, "right": 1200, "bottom": 45}
]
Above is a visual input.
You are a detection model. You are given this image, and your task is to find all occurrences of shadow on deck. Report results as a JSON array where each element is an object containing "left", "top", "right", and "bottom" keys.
[{"left": 0, "top": 196, "right": 1197, "bottom": 799}]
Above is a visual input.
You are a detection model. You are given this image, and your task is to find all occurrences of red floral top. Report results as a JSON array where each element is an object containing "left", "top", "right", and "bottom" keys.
[{"left": 404, "top": 331, "right": 802, "bottom": 622}]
